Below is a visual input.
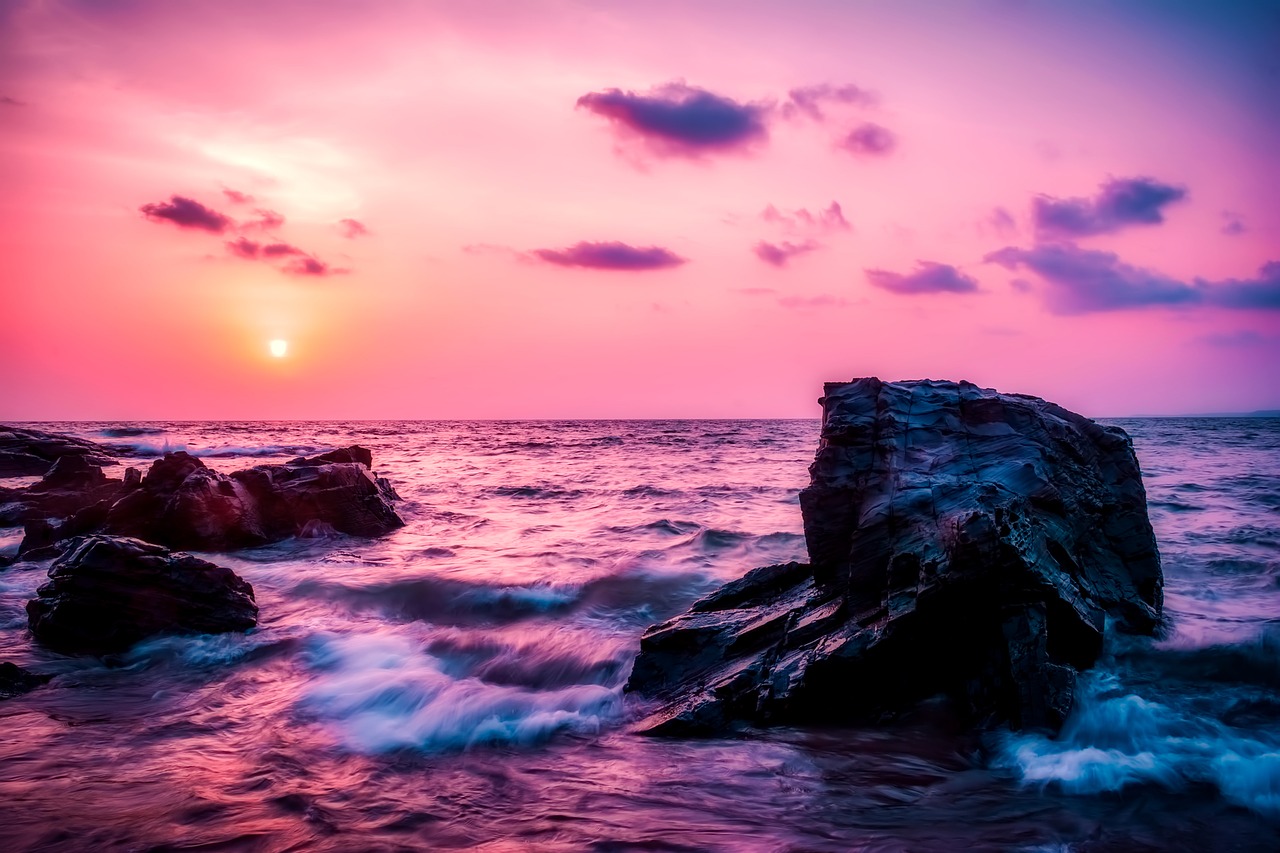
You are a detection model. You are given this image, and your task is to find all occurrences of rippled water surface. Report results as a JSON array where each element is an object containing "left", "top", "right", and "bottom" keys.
[{"left": 1, "top": 418, "right": 1278, "bottom": 851}]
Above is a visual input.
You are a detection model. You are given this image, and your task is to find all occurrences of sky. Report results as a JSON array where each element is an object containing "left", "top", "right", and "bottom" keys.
[{"left": 1, "top": 0, "right": 1278, "bottom": 419}]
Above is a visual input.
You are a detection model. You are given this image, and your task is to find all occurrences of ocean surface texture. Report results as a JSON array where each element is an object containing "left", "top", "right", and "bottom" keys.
[{"left": 1, "top": 418, "right": 1278, "bottom": 851}]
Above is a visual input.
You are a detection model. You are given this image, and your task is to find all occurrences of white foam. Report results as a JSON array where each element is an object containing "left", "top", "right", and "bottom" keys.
[
  {"left": 299, "top": 631, "right": 621, "bottom": 753},
  {"left": 995, "top": 672, "right": 1280, "bottom": 817}
]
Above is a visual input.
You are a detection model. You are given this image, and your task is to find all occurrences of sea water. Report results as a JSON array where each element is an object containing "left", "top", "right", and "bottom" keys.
[{"left": 0, "top": 418, "right": 1277, "bottom": 851}]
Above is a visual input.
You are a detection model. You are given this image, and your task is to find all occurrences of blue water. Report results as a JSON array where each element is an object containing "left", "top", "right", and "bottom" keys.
[{"left": 0, "top": 418, "right": 1277, "bottom": 851}]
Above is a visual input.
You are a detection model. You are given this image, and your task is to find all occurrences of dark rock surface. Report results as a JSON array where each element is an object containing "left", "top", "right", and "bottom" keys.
[
  {"left": 0, "top": 661, "right": 51, "bottom": 699},
  {"left": 627, "top": 378, "right": 1163, "bottom": 735},
  {"left": 3, "top": 439, "right": 403, "bottom": 557},
  {"left": 102, "top": 447, "right": 404, "bottom": 550},
  {"left": 0, "top": 426, "right": 118, "bottom": 476},
  {"left": 26, "top": 535, "right": 258, "bottom": 655}
]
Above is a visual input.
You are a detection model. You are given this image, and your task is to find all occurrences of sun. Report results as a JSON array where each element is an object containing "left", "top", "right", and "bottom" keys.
[{"left": 269, "top": 339, "right": 288, "bottom": 358}]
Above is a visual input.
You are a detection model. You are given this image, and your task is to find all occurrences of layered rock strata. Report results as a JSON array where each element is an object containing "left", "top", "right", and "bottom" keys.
[{"left": 627, "top": 378, "right": 1163, "bottom": 735}]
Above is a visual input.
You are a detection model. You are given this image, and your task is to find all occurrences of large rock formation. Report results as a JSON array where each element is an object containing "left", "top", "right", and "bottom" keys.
[
  {"left": 0, "top": 426, "right": 118, "bottom": 476},
  {"left": 4, "top": 444, "right": 403, "bottom": 557},
  {"left": 26, "top": 535, "right": 259, "bottom": 655},
  {"left": 627, "top": 378, "right": 1163, "bottom": 735},
  {"left": 102, "top": 448, "right": 404, "bottom": 549}
]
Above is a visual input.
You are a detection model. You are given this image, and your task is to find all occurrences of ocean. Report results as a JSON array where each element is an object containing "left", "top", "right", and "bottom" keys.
[{"left": 1, "top": 418, "right": 1278, "bottom": 851}]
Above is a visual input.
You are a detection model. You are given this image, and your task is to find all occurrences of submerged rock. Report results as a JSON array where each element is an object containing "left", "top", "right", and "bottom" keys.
[
  {"left": 0, "top": 661, "right": 51, "bottom": 699},
  {"left": 627, "top": 378, "right": 1163, "bottom": 735},
  {"left": 0, "top": 425, "right": 118, "bottom": 477},
  {"left": 26, "top": 535, "right": 258, "bottom": 655}
]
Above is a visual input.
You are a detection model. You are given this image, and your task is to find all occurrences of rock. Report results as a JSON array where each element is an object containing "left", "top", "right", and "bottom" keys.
[
  {"left": 0, "top": 425, "right": 118, "bottom": 476},
  {"left": 26, "top": 535, "right": 258, "bottom": 655},
  {"left": 0, "top": 661, "right": 51, "bottom": 699},
  {"left": 102, "top": 447, "right": 403, "bottom": 550},
  {"left": 627, "top": 378, "right": 1163, "bottom": 735}
]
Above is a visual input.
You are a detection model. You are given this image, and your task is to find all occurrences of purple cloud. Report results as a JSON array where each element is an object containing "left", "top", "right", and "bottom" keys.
[
  {"left": 1033, "top": 177, "right": 1187, "bottom": 240},
  {"left": 988, "top": 207, "right": 1018, "bottom": 237},
  {"left": 754, "top": 239, "right": 820, "bottom": 268},
  {"left": 762, "top": 201, "right": 850, "bottom": 231},
  {"left": 1221, "top": 211, "right": 1246, "bottom": 236},
  {"left": 783, "top": 83, "right": 873, "bottom": 121},
  {"left": 286, "top": 257, "right": 335, "bottom": 276},
  {"left": 140, "top": 195, "right": 231, "bottom": 233},
  {"left": 985, "top": 244, "right": 1280, "bottom": 314},
  {"left": 339, "top": 218, "right": 368, "bottom": 238},
  {"left": 840, "top": 123, "right": 896, "bottom": 156},
  {"left": 222, "top": 188, "right": 254, "bottom": 204},
  {"left": 243, "top": 208, "right": 284, "bottom": 231},
  {"left": 577, "top": 82, "right": 768, "bottom": 158},
  {"left": 1, "top": 95, "right": 23, "bottom": 106},
  {"left": 532, "top": 241, "right": 686, "bottom": 271},
  {"left": 865, "top": 262, "right": 979, "bottom": 295},
  {"left": 226, "top": 237, "right": 260, "bottom": 258}
]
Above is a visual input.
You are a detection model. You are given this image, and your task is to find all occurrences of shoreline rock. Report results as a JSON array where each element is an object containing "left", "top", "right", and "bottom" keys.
[
  {"left": 0, "top": 426, "right": 118, "bottom": 477},
  {"left": 26, "top": 535, "right": 259, "bottom": 655},
  {"left": 626, "top": 378, "right": 1163, "bottom": 735}
]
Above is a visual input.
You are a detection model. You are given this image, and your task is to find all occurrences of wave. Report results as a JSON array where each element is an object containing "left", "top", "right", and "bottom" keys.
[
  {"left": 96, "top": 426, "right": 167, "bottom": 438},
  {"left": 994, "top": 672, "right": 1280, "bottom": 818},
  {"left": 298, "top": 632, "right": 621, "bottom": 753},
  {"left": 104, "top": 440, "right": 331, "bottom": 459},
  {"left": 294, "top": 566, "right": 712, "bottom": 627},
  {"left": 484, "top": 485, "right": 589, "bottom": 500}
]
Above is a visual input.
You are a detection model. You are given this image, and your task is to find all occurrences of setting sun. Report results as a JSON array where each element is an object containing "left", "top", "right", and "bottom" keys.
[{"left": 268, "top": 339, "right": 288, "bottom": 358}]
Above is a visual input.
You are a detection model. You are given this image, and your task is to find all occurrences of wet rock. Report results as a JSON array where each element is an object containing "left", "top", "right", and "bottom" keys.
[
  {"left": 0, "top": 661, "right": 51, "bottom": 699},
  {"left": 627, "top": 378, "right": 1163, "bottom": 735},
  {"left": 102, "top": 448, "right": 403, "bottom": 550},
  {"left": 26, "top": 535, "right": 258, "bottom": 655},
  {"left": 0, "top": 426, "right": 118, "bottom": 476}
]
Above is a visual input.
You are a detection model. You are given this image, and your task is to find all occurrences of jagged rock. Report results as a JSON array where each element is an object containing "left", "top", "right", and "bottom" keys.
[
  {"left": 0, "top": 426, "right": 118, "bottom": 476},
  {"left": 0, "top": 661, "right": 52, "bottom": 699},
  {"left": 627, "top": 378, "right": 1163, "bottom": 735},
  {"left": 26, "top": 535, "right": 258, "bottom": 655},
  {"left": 102, "top": 447, "right": 403, "bottom": 550}
]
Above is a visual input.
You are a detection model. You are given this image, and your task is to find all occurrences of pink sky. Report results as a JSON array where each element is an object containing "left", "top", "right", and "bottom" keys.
[{"left": 2, "top": 0, "right": 1277, "bottom": 419}]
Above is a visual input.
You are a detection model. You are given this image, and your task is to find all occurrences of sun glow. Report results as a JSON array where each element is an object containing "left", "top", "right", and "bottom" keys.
[{"left": 269, "top": 339, "right": 288, "bottom": 358}]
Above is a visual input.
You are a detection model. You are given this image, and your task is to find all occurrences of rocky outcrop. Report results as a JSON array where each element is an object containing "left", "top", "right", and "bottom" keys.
[
  {"left": 4, "top": 443, "right": 403, "bottom": 557},
  {"left": 0, "top": 661, "right": 51, "bottom": 699},
  {"left": 627, "top": 378, "right": 1163, "bottom": 735},
  {"left": 26, "top": 535, "right": 258, "bottom": 655},
  {"left": 101, "top": 447, "right": 404, "bottom": 550},
  {"left": 0, "top": 426, "right": 118, "bottom": 477}
]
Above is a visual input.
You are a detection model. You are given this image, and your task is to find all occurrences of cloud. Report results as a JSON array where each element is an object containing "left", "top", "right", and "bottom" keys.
[
  {"left": 262, "top": 242, "right": 304, "bottom": 257},
  {"left": 339, "top": 218, "right": 368, "bottom": 238},
  {"left": 840, "top": 123, "right": 896, "bottom": 156},
  {"left": 285, "top": 257, "right": 338, "bottom": 276},
  {"left": 754, "top": 239, "right": 820, "bottom": 268},
  {"left": 222, "top": 188, "right": 254, "bottom": 204},
  {"left": 778, "top": 294, "right": 847, "bottom": 309},
  {"left": 1198, "top": 330, "right": 1267, "bottom": 348},
  {"left": 735, "top": 287, "right": 777, "bottom": 296},
  {"left": 783, "top": 83, "right": 873, "bottom": 121},
  {"left": 1032, "top": 176, "right": 1187, "bottom": 240},
  {"left": 226, "top": 237, "right": 327, "bottom": 273},
  {"left": 988, "top": 207, "right": 1018, "bottom": 237},
  {"left": 245, "top": 208, "right": 285, "bottom": 231},
  {"left": 865, "top": 261, "right": 979, "bottom": 295},
  {"left": 1, "top": 95, "right": 23, "bottom": 106},
  {"left": 985, "top": 244, "right": 1280, "bottom": 314},
  {"left": 1221, "top": 211, "right": 1246, "bottom": 236},
  {"left": 226, "top": 237, "right": 260, "bottom": 259},
  {"left": 139, "top": 195, "right": 232, "bottom": 233},
  {"left": 531, "top": 241, "right": 686, "bottom": 271},
  {"left": 577, "top": 82, "right": 768, "bottom": 158},
  {"left": 761, "top": 201, "right": 850, "bottom": 232}
]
